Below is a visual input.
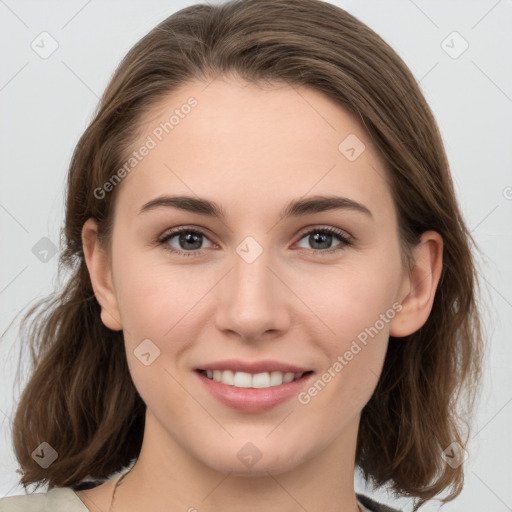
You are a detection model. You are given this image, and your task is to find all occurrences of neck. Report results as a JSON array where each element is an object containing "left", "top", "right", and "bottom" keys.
[{"left": 107, "top": 411, "right": 362, "bottom": 512}]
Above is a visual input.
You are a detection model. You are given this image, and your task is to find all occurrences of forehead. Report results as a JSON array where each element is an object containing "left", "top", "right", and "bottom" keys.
[{"left": 114, "top": 77, "right": 395, "bottom": 225}]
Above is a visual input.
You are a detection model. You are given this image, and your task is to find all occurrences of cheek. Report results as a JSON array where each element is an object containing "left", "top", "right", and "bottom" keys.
[
  {"left": 112, "top": 245, "right": 214, "bottom": 336},
  {"left": 293, "top": 254, "right": 402, "bottom": 400},
  {"left": 297, "top": 258, "right": 402, "bottom": 345},
  {"left": 114, "top": 254, "right": 205, "bottom": 412}
]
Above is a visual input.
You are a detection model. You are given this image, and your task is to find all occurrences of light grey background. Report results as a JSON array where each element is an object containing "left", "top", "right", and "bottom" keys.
[{"left": 1, "top": 0, "right": 511, "bottom": 510}]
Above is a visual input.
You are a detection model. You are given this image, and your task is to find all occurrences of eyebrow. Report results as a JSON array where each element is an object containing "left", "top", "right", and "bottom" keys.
[{"left": 138, "top": 194, "right": 373, "bottom": 219}]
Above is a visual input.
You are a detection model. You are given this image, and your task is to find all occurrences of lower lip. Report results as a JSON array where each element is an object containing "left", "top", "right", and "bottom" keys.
[{"left": 195, "top": 371, "right": 315, "bottom": 412}]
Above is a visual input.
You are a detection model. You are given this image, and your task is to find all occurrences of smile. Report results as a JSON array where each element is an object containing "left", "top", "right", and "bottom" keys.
[
  {"left": 194, "top": 359, "right": 315, "bottom": 412},
  {"left": 198, "top": 369, "right": 310, "bottom": 389}
]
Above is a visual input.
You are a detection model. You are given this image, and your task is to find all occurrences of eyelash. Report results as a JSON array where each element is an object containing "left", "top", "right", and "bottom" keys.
[{"left": 155, "top": 225, "right": 353, "bottom": 258}]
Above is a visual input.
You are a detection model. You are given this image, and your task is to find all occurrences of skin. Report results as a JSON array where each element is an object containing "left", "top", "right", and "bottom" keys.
[{"left": 79, "top": 76, "right": 443, "bottom": 512}]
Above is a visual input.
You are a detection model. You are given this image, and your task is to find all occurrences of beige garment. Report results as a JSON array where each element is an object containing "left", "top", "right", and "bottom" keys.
[{"left": 0, "top": 487, "right": 88, "bottom": 511}]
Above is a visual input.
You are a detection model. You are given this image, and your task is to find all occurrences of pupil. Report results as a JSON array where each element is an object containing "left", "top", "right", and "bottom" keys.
[
  {"left": 312, "top": 232, "right": 331, "bottom": 249},
  {"left": 180, "top": 232, "right": 202, "bottom": 250}
]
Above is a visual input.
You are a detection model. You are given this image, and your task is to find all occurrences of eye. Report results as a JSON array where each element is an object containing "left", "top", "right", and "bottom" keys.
[
  {"left": 156, "top": 227, "right": 215, "bottom": 256},
  {"left": 156, "top": 225, "right": 352, "bottom": 257},
  {"left": 295, "top": 226, "right": 352, "bottom": 254}
]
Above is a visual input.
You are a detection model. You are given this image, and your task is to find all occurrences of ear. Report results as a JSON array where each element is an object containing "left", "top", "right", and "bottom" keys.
[
  {"left": 389, "top": 230, "right": 443, "bottom": 337},
  {"left": 81, "top": 218, "right": 123, "bottom": 331}
]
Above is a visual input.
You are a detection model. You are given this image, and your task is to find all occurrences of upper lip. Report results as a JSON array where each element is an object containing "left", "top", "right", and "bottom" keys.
[{"left": 196, "top": 359, "right": 312, "bottom": 374}]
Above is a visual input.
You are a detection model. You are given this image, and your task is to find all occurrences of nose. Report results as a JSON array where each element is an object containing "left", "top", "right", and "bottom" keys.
[{"left": 214, "top": 243, "right": 292, "bottom": 343}]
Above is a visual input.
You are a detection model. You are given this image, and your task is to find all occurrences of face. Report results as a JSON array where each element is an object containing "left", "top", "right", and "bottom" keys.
[{"left": 87, "top": 77, "right": 414, "bottom": 476}]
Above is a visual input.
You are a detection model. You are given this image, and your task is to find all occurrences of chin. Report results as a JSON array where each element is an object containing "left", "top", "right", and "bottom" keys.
[{"left": 196, "top": 440, "right": 309, "bottom": 477}]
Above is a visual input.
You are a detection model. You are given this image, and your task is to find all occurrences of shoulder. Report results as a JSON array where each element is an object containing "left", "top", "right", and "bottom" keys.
[
  {"left": 0, "top": 492, "right": 46, "bottom": 512},
  {"left": 357, "top": 493, "right": 403, "bottom": 512},
  {"left": 0, "top": 487, "right": 89, "bottom": 512}
]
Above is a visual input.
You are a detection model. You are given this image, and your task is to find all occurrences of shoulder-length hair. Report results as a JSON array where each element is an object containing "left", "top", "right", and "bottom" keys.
[{"left": 11, "top": 0, "right": 483, "bottom": 509}]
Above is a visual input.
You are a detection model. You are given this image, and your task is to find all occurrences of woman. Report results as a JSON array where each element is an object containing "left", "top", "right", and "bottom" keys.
[{"left": 0, "top": 0, "right": 483, "bottom": 511}]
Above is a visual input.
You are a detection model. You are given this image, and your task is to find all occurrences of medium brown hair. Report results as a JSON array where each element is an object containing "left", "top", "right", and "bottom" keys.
[{"left": 9, "top": 0, "right": 483, "bottom": 509}]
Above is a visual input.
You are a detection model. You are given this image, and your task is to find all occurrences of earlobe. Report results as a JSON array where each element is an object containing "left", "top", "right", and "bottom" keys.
[
  {"left": 389, "top": 231, "right": 443, "bottom": 338},
  {"left": 81, "top": 218, "right": 123, "bottom": 331}
]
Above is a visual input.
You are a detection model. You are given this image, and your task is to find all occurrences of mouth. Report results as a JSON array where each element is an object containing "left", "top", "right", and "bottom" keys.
[
  {"left": 194, "top": 367, "right": 315, "bottom": 412},
  {"left": 196, "top": 369, "right": 314, "bottom": 389}
]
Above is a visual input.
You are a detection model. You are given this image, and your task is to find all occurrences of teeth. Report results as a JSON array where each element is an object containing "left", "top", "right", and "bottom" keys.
[
  {"left": 219, "top": 369, "right": 234, "bottom": 385},
  {"left": 204, "top": 370, "right": 305, "bottom": 388},
  {"left": 283, "top": 372, "right": 295, "bottom": 383},
  {"left": 233, "top": 371, "right": 251, "bottom": 387},
  {"left": 269, "top": 371, "right": 283, "bottom": 386},
  {"left": 252, "top": 372, "right": 270, "bottom": 388}
]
